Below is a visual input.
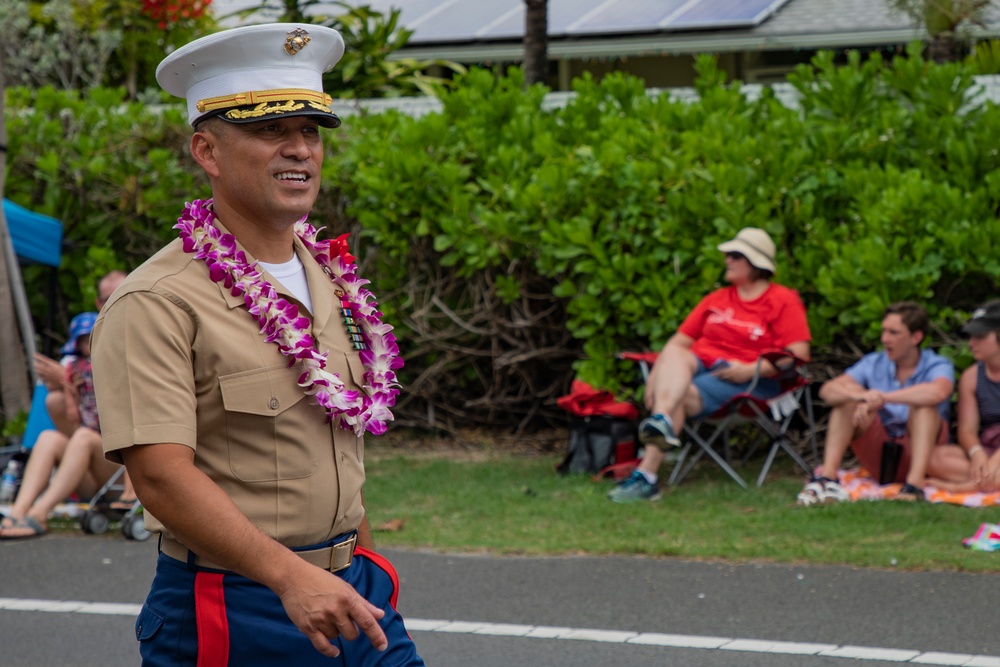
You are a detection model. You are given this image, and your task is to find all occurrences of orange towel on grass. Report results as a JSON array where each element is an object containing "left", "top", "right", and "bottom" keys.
[{"left": 836, "top": 468, "right": 1000, "bottom": 507}]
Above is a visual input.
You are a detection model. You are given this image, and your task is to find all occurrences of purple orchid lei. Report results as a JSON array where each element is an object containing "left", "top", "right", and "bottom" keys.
[{"left": 174, "top": 199, "right": 403, "bottom": 437}]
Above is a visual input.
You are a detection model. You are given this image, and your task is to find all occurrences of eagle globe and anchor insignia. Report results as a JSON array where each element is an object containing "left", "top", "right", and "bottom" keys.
[{"left": 284, "top": 27, "right": 311, "bottom": 55}]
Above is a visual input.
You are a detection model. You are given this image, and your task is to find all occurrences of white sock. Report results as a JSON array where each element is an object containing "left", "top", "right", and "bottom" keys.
[{"left": 638, "top": 470, "right": 658, "bottom": 485}]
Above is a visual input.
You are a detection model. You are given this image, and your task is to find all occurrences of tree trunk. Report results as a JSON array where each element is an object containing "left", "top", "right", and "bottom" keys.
[
  {"left": 928, "top": 31, "right": 961, "bottom": 62},
  {"left": 523, "top": 0, "right": 548, "bottom": 87},
  {"left": 0, "top": 53, "right": 34, "bottom": 422}
]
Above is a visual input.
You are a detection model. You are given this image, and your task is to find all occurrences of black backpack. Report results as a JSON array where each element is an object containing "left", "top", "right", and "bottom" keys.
[{"left": 557, "top": 415, "right": 638, "bottom": 476}]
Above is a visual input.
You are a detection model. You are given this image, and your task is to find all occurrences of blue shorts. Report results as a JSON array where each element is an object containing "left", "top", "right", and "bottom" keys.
[
  {"left": 692, "top": 360, "right": 780, "bottom": 418},
  {"left": 134, "top": 533, "right": 424, "bottom": 667}
]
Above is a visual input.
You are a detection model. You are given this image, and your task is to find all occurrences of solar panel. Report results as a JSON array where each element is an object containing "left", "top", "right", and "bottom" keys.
[
  {"left": 666, "top": 0, "right": 793, "bottom": 30},
  {"left": 420, "top": 0, "right": 794, "bottom": 41},
  {"left": 567, "top": 0, "right": 694, "bottom": 35},
  {"left": 478, "top": 0, "right": 613, "bottom": 39},
  {"left": 360, "top": 0, "right": 448, "bottom": 23},
  {"left": 407, "top": 0, "right": 520, "bottom": 42},
  {"left": 214, "top": 0, "right": 795, "bottom": 42},
  {"left": 473, "top": 4, "right": 523, "bottom": 40}
]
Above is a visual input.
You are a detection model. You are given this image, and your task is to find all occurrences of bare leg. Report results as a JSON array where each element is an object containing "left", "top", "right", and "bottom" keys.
[
  {"left": 924, "top": 477, "right": 979, "bottom": 492},
  {"left": 926, "top": 445, "right": 973, "bottom": 486},
  {"left": 905, "top": 406, "right": 941, "bottom": 488},
  {"left": 6, "top": 429, "right": 69, "bottom": 521},
  {"left": 644, "top": 345, "right": 699, "bottom": 418},
  {"left": 638, "top": 346, "right": 701, "bottom": 477},
  {"left": 638, "top": 385, "right": 704, "bottom": 476},
  {"left": 121, "top": 471, "right": 137, "bottom": 502},
  {"left": 818, "top": 403, "right": 868, "bottom": 480},
  {"left": 24, "top": 428, "right": 113, "bottom": 529}
]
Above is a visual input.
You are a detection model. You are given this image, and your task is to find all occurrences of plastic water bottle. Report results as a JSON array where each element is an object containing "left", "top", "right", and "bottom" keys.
[{"left": 0, "top": 460, "right": 21, "bottom": 504}]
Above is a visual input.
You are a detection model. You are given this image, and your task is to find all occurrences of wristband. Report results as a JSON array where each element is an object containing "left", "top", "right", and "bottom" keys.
[{"left": 968, "top": 444, "right": 984, "bottom": 458}]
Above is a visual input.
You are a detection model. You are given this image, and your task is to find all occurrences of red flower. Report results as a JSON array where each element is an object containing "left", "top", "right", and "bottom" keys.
[
  {"left": 141, "top": 0, "right": 212, "bottom": 27},
  {"left": 331, "top": 233, "right": 356, "bottom": 264}
]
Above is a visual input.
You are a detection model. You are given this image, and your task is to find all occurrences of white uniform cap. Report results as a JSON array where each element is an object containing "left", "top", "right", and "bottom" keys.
[{"left": 156, "top": 23, "right": 345, "bottom": 128}]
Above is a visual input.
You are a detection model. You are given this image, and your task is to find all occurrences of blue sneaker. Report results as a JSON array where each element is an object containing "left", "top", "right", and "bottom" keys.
[
  {"left": 608, "top": 470, "right": 661, "bottom": 503},
  {"left": 639, "top": 414, "right": 681, "bottom": 448}
]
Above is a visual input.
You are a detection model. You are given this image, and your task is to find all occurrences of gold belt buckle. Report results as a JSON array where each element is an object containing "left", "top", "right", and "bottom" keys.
[{"left": 329, "top": 534, "right": 356, "bottom": 572}]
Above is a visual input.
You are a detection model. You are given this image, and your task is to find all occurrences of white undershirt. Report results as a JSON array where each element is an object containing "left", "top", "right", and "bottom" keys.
[{"left": 258, "top": 253, "right": 313, "bottom": 314}]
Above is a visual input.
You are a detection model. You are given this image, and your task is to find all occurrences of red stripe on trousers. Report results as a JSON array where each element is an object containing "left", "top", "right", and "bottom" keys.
[
  {"left": 355, "top": 546, "right": 400, "bottom": 609},
  {"left": 195, "top": 572, "right": 230, "bottom": 667}
]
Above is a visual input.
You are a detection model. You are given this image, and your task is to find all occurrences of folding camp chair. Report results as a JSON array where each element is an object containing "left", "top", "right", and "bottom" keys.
[{"left": 619, "top": 349, "right": 818, "bottom": 488}]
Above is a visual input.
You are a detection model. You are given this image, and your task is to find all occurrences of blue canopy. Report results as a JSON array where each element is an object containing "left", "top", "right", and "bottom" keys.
[{"left": 4, "top": 199, "right": 62, "bottom": 268}]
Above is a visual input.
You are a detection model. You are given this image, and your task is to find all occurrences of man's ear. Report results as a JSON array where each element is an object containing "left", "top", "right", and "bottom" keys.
[
  {"left": 912, "top": 329, "right": 925, "bottom": 346},
  {"left": 190, "top": 130, "right": 222, "bottom": 179}
]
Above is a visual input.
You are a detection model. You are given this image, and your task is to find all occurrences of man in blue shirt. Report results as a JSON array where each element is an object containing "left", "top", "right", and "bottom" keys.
[{"left": 798, "top": 302, "right": 955, "bottom": 505}]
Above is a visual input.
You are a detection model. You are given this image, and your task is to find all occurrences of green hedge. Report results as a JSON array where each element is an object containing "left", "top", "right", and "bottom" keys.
[
  {"left": 7, "top": 47, "right": 1000, "bottom": 431},
  {"left": 6, "top": 86, "right": 199, "bottom": 320}
]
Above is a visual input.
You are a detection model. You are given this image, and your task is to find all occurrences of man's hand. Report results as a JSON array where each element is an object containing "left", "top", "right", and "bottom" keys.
[
  {"left": 277, "top": 563, "right": 388, "bottom": 658},
  {"left": 849, "top": 389, "right": 885, "bottom": 428},
  {"left": 122, "top": 443, "right": 388, "bottom": 659},
  {"left": 33, "top": 353, "right": 64, "bottom": 390},
  {"left": 857, "top": 389, "right": 886, "bottom": 410},
  {"left": 712, "top": 361, "right": 756, "bottom": 384}
]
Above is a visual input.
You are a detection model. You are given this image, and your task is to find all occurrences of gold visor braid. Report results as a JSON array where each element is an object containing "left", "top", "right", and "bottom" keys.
[{"left": 196, "top": 88, "right": 333, "bottom": 113}]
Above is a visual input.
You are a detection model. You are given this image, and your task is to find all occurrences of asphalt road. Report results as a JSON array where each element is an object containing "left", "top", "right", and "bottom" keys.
[{"left": 2, "top": 533, "right": 1000, "bottom": 666}]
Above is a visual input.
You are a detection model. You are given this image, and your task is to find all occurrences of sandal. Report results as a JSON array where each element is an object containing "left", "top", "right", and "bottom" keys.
[
  {"left": 894, "top": 483, "right": 925, "bottom": 502},
  {"left": 797, "top": 477, "right": 849, "bottom": 506},
  {"left": 0, "top": 515, "right": 48, "bottom": 540},
  {"left": 108, "top": 498, "right": 138, "bottom": 512}
]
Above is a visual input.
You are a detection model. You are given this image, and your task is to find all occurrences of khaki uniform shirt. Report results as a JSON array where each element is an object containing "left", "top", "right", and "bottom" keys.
[{"left": 92, "top": 230, "right": 367, "bottom": 548}]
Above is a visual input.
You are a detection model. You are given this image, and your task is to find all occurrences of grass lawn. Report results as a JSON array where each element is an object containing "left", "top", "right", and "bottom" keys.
[{"left": 364, "top": 449, "right": 1000, "bottom": 573}]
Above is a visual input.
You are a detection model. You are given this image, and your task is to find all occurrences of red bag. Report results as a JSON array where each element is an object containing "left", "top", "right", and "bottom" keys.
[{"left": 556, "top": 380, "right": 638, "bottom": 420}]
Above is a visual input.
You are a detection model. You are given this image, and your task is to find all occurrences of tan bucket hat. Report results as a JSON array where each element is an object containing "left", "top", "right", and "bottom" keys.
[{"left": 717, "top": 227, "right": 777, "bottom": 274}]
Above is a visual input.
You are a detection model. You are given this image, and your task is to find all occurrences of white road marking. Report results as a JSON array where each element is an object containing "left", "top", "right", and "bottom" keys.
[{"left": 2, "top": 597, "right": 999, "bottom": 665}]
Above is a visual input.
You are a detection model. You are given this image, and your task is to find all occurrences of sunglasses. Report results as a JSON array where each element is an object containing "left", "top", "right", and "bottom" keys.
[{"left": 725, "top": 252, "right": 747, "bottom": 261}]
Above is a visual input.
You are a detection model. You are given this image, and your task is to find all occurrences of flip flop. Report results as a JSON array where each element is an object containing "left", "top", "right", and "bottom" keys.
[
  {"left": 0, "top": 515, "right": 48, "bottom": 540},
  {"left": 108, "top": 499, "right": 138, "bottom": 512}
]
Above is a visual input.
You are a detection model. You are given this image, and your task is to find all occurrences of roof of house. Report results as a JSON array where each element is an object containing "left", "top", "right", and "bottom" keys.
[{"left": 211, "top": 0, "right": 1000, "bottom": 61}]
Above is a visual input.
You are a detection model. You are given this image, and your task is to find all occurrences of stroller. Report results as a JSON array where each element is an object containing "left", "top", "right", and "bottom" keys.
[{"left": 80, "top": 466, "right": 151, "bottom": 541}]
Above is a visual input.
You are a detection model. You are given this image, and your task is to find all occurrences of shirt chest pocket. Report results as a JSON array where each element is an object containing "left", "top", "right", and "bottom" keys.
[{"left": 219, "top": 364, "right": 317, "bottom": 482}]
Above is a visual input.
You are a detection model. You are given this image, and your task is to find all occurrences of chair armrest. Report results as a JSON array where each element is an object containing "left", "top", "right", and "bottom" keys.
[
  {"left": 745, "top": 349, "right": 809, "bottom": 393},
  {"left": 760, "top": 348, "right": 808, "bottom": 376},
  {"left": 618, "top": 351, "right": 660, "bottom": 382},
  {"left": 618, "top": 351, "right": 659, "bottom": 364}
]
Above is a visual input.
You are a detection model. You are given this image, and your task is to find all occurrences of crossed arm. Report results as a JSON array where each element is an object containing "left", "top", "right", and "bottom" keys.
[
  {"left": 819, "top": 373, "right": 953, "bottom": 427},
  {"left": 120, "top": 442, "right": 388, "bottom": 659}
]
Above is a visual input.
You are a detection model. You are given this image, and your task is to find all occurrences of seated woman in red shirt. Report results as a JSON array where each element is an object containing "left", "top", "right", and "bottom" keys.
[{"left": 609, "top": 228, "right": 811, "bottom": 503}]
